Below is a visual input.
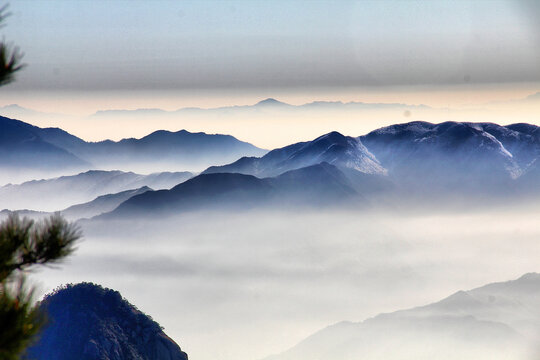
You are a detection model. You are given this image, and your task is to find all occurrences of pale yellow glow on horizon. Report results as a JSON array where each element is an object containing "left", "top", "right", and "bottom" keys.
[
  {"left": 1, "top": 83, "right": 539, "bottom": 149},
  {"left": 1, "top": 83, "right": 539, "bottom": 114}
]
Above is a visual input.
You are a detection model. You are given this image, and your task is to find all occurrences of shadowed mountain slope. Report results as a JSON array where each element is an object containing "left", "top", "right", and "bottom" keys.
[
  {"left": 25, "top": 283, "right": 188, "bottom": 360},
  {"left": 267, "top": 162, "right": 357, "bottom": 202},
  {"left": 107, "top": 163, "right": 367, "bottom": 217},
  {"left": 61, "top": 186, "right": 153, "bottom": 220},
  {"left": 109, "top": 173, "right": 274, "bottom": 217}
]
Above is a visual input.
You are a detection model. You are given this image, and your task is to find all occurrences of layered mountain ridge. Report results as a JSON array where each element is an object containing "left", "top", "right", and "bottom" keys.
[
  {"left": 2, "top": 117, "right": 540, "bottom": 216},
  {"left": 0, "top": 170, "right": 192, "bottom": 212},
  {"left": 207, "top": 121, "right": 540, "bottom": 193},
  {"left": 74, "top": 121, "right": 540, "bottom": 218},
  {"left": 108, "top": 162, "right": 370, "bottom": 218},
  {"left": 0, "top": 115, "right": 266, "bottom": 180}
]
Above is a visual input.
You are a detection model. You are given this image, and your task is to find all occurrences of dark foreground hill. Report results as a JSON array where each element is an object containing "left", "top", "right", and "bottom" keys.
[{"left": 25, "top": 283, "right": 188, "bottom": 360}]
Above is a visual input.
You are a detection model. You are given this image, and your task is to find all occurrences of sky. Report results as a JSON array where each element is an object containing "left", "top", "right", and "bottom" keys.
[{"left": 0, "top": 0, "right": 539, "bottom": 143}]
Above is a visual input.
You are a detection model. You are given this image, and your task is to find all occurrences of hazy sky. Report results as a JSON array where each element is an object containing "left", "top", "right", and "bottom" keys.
[
  {"left": 0, "top": 0, "right": 539, "bottom": 143},
  {"left": 1, "top": 1, "right": 539, "bottom": 98}
]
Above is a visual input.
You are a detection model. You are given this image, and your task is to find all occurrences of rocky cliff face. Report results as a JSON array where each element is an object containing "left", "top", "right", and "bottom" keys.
[{"left": 25, "top": 283, "right": 188, "bottom": 360}]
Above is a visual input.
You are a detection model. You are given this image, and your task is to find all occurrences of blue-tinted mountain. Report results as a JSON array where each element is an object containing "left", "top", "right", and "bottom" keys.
[
  {"left": 25, "top": 282, "right": 188, "bottom": 360},
  {"left": 67, "top": 129, "right": 266, "bottom": 171},
  {"left": 199, "top": 121, "right": 540, "bottom": 205},
  {"left": 254, "top": 98, "right": 292, "bottom": 108},
  {"left": 107, "top": 163, "right": 366, "bottom": 217},
  {"left": 0, "top": 187, "right": 153, "bottom": 221},
  {"left": 205, "top": 123, "right": 540, "bottom": 192},
  {"left": 110, "top": 173, "right": 272, "bottom": 216},
  {"left": 0, "top": 116, "right": 88, "bottom": 171},
  {"left": 0, "top": 170, "right": 192, "bottom": 212},
  {"left": 267, "top": 162, "right": 359, "bottom": 204},
  {"left": 267, "top": 273, "right": 540, "bottom": 360},
  {"left": 204, "top": 131, "right": 386, "bottom": 178},
  {"left": 360, "top": 121, "right": 540, "bottom": 192},
  {"left": 480, "top": 122, "right": 540, "bottom": 166},
  {"left": 0, "top": 116, "right": 266, "bottom": 177}
]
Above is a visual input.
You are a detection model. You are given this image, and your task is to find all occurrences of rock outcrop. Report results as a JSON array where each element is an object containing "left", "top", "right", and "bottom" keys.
[{"left": 25, "top": 283, "right": 188, "bottom": 360}]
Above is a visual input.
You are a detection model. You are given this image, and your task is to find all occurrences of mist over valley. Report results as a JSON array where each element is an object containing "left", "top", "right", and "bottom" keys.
[{"left": 1, "top": 112, "right": 540, "bottom": 360}]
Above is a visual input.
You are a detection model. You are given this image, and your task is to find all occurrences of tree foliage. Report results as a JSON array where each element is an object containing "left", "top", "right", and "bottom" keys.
[
  {"left": 0, "top": 4, "right": 81, "bottom": 359},
  {"left": 0, "top": 4, "right": 24, "bottom": 86},
  {"left": 0, "top": 214, "right": 81, "bottom": 360}
]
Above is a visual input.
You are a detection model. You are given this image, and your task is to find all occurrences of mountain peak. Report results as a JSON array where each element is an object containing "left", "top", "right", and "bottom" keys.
[
  {"left": 517, "top": 272, "right": 540, "bottom": 282},
  {"left": 313, "top": 131, "right": 347, "bottom": 142},
  {"left": 0, "top": 104, "right": 26, "bottom": 110},
  {"left": 255, "top": 98, "right": 289, "bottom": 106}
]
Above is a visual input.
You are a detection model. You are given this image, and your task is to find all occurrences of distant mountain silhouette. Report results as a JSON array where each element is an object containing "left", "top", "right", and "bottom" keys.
[
  {"left": 0, "top": 115, "right": 266, "bottom": 177},
  {"left": 0, "top": 170, "right": 192, "bottom": 212},
  {"left": 267, "top": 273, "right": 540, "bottom": 360},
  {"left": 254, "top": 98, "right": 292, "bottom": 107},
  {"left": 0, "top": 116, "right": 88, "bottom": 171},
  {"left": 89, "top": 98, "right": 428, "bottom": 117},
  {"left": 62, "top": 129, "right": 266, "bottom": 171},
  {"left": 25, "top": 283, "right": 188, "bottom": 360}
]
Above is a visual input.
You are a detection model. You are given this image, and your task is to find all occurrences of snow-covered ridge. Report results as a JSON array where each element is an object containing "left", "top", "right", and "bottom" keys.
[
  {"left": 285, "top": 131, "right": 387, "bottom": 175},
  {"left": 361, "top": 121, "right": 540, "bottom": 181}
]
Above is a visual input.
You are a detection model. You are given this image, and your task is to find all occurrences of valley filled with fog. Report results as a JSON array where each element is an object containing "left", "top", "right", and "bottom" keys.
[
  {"left": 2, "top": 116, "right": 540, "bottom": 360},
  {"left": 28, "top": 205, "right": 540, "bottom": 360}
]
